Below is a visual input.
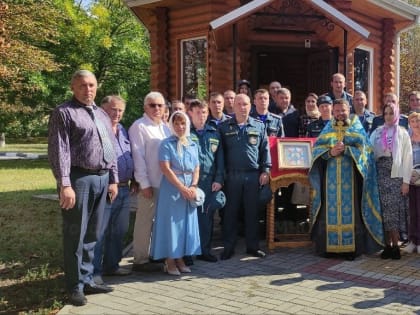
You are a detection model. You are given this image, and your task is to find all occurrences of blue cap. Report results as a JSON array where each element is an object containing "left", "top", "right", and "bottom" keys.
[
  {"left": 206, "top": 190, "right": 226, "bottom": 212},
  {"left": 317, "top": 95, "right": 333, "bottom": 106}
]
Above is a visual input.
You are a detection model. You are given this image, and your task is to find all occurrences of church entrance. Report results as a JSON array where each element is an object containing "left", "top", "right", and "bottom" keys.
[{"left": 252, "top": 46, "right": 338, "bottom": 111}]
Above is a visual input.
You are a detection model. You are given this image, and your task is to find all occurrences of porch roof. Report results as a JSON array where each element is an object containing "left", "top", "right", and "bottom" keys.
[
  {"left": 125, "top": 0, "right": 161, "bottom": 6},
  {"left": 210, "top": 0, "right": 370, "bottom": 39},
  {"left": 368, "top": 0, "right": 420, "bottom": 22}
]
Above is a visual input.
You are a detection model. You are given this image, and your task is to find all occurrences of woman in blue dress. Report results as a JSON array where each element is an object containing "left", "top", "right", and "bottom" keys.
[{"left": 150, "top": 111, "right": 201, "bottom": 275}]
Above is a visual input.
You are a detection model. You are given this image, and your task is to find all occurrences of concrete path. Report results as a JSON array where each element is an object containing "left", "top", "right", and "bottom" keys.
[
  {"left": 58, "top": 240, "right": 420, "bottom": 315},
  {"left": 0, "top": 152, "right": 47, "bottom": 160}
]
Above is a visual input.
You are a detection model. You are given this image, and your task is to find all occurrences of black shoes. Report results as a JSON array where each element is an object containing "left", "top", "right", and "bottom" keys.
[
  {"left": 183, "top": 255, "right": 194, "bottom": 266},
  {"left": 246, "top": 249, "right": 267, "bottom": 258},
  {"left": 197, "top": 254, "right": 218, "bottom": 262},
  {"left": 381, "top": 245, "right": 393, "bottom": 259},
  {"left": 69, "top": 290, "right": 87, "bottom": 306},
  {"left": 220, "top": 249, "right": 234, "bottom": 260},
  {"left": 391, "top": 246, "right": 401, "bottom": 260},
  {"left": 84, "top": 283, "right": 114, "bottom": 294},
  {"left": 381, "top": 245, "right": 400, "bottom": 259}
]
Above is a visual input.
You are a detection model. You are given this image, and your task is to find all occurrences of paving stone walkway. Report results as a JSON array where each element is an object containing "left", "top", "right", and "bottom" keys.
[
  {"left": 58, "top": 240, "right": 420, "bottom": 315},
  {"left": 7, "top": 150, "right": 418, "bottom": 314}
]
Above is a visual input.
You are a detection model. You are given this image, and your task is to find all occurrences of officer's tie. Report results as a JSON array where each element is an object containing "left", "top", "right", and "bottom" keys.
[{"left": 86, "top": 106, "right": 115, "bottom": 163}]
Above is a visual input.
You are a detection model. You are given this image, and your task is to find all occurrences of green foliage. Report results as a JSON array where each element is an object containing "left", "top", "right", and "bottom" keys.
[
  {"left": 0, "top": 0, "right": 150, "bottom": 137},
  {"left": 399, "top": 0, "right": 420, "bottom": 111},
  {"left": 0, "top": 102, "right": 49, "bottom": 137},
  {"left": 47, "top": 0, "right": 150, "bottom": 127},
  {"left": 0, "top": 0, "right": 62, "bottom": 95}
]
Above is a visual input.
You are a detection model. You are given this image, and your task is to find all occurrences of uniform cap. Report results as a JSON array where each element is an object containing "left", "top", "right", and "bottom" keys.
[
  {"left": 317, "top": 95, "right": 333, "bottom": 106},
  {"left": 259, "top": 184, "right": 273, "bottom": 205},
  {"left": 237, "top": 79, "right": 251, "bottom": 87},
  {"left": 206, "top": 190, "right": 226, "bottom": 212}
]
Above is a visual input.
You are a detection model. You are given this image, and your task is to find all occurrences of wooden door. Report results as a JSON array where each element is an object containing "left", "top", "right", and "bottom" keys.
[
  {"left": 306, "top": 47, "right": 338, "bottom": 96},
  {"left": 253, "top": 47, "right": 338, "bottom": 111}
]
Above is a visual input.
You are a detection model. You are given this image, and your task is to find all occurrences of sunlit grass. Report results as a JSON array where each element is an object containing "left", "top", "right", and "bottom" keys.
[{"left": 0, "top": 156, "right": 64, "bottom": 313}]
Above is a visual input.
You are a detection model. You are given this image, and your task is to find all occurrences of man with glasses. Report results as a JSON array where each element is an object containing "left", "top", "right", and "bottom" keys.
[{"left": 128, "top": 92, "right": 171, "bottom": 272}]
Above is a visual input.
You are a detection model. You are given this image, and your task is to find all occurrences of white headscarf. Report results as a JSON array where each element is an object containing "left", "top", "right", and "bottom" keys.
[{"left": 168, "top": 111, "right": 191, "bottom": 156}]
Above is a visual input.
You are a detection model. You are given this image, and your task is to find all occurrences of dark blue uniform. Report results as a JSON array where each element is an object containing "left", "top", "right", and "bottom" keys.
[
  {"left": 326, "top": 91, "right": 353, "bottom": 109},
  {"left": 206, "top": 113, "right": 231, "bottom": 129},
  {"left": 306, "top": 118, "right": 330, "bottom": 138},
  {"left": 268, "top": 97, "right": 278, "bottom": 114},
  {"left": 190, "top": 124, "right": 224, "bottom": 257},
  {"left": 219, "top": 117, "right": 271, "bottom": 255},
  {"left": 357, "top": 109, "right": 375, "bottom": 134},
  {"left": 370, "top": 114, "right": 409, "bottom": 135},
  {"left": 250, "top": 109, "right": 285, "bottom": 137}
]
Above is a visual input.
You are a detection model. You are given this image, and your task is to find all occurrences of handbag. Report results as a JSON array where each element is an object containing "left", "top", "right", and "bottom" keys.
[{"left": 411, "top": 164, "right": 420, "bottom": 186}]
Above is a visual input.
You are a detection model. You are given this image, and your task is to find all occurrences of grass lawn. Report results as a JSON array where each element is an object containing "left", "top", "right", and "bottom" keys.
[{"left": 0, "top": 157, "right": 65, "bottom": 314}]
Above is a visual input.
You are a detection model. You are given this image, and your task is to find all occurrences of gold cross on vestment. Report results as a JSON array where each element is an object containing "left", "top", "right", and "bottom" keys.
[{"left": 335, "top": 120, "right": 346, "bottom": 142}]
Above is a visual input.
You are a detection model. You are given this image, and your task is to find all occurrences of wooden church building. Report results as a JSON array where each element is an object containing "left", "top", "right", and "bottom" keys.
[{"left": 124, "top": 0, "right": 420, "bottom": 112}]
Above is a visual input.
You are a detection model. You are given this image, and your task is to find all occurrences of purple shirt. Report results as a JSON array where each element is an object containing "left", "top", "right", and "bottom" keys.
[
  {"left": 115, "top": 124, "right": 134, "bottom": 183},
  {"left": 48, "top": 98, "right": 118, "bottom": 186}
]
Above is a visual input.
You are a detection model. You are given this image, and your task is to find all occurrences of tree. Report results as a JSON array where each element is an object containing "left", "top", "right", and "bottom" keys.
[
  {"left": 45, "top": 0, "right": 150, "bottom": 126},
  {"left": 0, "top": 0, "right": 61, "bottom": 98},
  {"left": 0, "top": 0, "right": 62, "bottom": 137},
  {"left": 0, "top": 0, "right": 150, "bottom": 137},
  {"left": 399, "top": 0, "right": 420, "bottom": 110}
]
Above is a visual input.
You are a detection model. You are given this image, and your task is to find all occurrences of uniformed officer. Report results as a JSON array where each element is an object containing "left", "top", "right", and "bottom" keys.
[
  {"left": 250, "top": 88, "right": 283, "bottom": 239},
  {"left": 307, "top": 95, "right": 333, "bottom": 138},
  {"left": 353, "top": 90, "right": 375, "bottom": 133},
  {"left": 370, "top": 93, "right": 409, "bottom": 135},
  {"left": 219, "top": 93, "right": 271, "bottom": 260},
  {"left": 188, "top": 99, "right": 224, "bottom": 263},
  {"left": 251, "top": 88, "right": 284, "bottom": 137},
  {"left": 207, "top": 92, "right": 231, "bottom": 128}
]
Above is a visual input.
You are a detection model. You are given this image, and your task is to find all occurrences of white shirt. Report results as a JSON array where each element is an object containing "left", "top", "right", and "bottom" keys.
[
  {"left": 370, "top": 125, "right": 413, "bottom": 184},
  {"left": 128, "top": 113, "right": 171, "bottom": 189}
]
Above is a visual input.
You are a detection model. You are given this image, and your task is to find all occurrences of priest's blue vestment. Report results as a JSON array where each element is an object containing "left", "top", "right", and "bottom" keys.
[{"left": 309, "top": 114, "right": 384, "bottom": 255}]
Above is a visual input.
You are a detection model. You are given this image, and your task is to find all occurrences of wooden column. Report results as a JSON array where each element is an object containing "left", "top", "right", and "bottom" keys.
[
  {"left": 382, "top": 18, "right": 396, "bottom": 96},
  {"left": 150, "top": 7, "right": 169, "bottom": 96}
]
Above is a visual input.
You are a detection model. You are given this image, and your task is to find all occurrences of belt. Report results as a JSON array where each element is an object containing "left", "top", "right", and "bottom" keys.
[
  {"left": 227, "top": 169, "right": 259, "bottom": 173},
  {"left": 72, "top": 166, "right": 109, "bottom": 176},
  {"left": 118, "top": 181, "right": 129, "bottom": 187},
  {"left": 173, "top": 170, "right": 193, "bottom": 175}
]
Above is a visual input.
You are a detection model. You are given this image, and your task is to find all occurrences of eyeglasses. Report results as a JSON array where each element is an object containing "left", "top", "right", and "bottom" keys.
[{"left": 148, "top": 103, "right": 164, "bottom": 108}]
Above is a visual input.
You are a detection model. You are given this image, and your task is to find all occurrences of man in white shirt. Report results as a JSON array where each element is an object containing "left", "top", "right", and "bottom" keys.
[{"left": 128, "top": 91, "right": 171, "bottom": 271}]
